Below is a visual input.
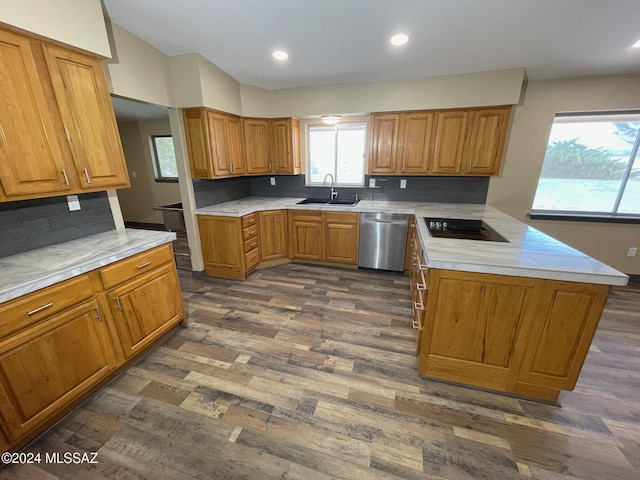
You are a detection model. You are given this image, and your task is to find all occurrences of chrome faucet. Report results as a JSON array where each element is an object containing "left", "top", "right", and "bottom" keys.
[{"left": 323, "top": 173, "right": 338, "bottom": 200}]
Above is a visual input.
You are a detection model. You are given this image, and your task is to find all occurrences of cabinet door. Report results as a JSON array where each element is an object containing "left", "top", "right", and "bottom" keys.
[
  {"left": 398, "top": 112, "right": 434, "bottom": 175},
  {"left": 290, "top": 212, "right": 323, "bottom": 261},
  {"left": 43, "top": 44, "right": 129, "bottom": 190},
  {"left": 198, "top": 215, "right": 245, "bottom": 279},
  {"left": 0, "top": 300, "right": 116, "bottom": 441},
  {"left": 430, "top": 111, "right": 469, "bottom": 175},
  {"left": 518, "top": 280, "right": 610, "bottom": 391},
  {"left": 368, "top": 113, "right": 400, "bottom": 174},
  {"left": 259, "top": 210, "right": 287, "bottom": 261},
  {"left": 243, "top": 118, "right": 272, "bottom": 174},
  {"left": 107, "top": 263, "right": 184, "bottom": 359},
  {"left": 271, "top": 119, "right": 291, "bottom": 174},
  {"left": 207, "top": 111, "right": 232, "bottom": 177},
  {"left": 324, "top": 212, "right": 359, "bottom": 264},
  {"left": 0, "top": 30, "right": 71, "bottom": 198},
  {"left": 183, "top": 108, "right": 212, "bottom": 178},
  {"left": 419, "top": 270, "right": 535, "bottom": 391},
  {"left": 227, "top": 115, "right": 246, "bottom": 175},
  {"left": 465, "top": 107, "right": 510, "bottom": 175}
]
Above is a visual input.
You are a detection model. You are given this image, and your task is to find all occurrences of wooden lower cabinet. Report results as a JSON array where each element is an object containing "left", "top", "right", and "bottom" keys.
[
  {"left": 258, "top": 210, "right": 287, "bottom": 261},
  {"left": 289, "top": 211, "right": 323, "bottom": 261},
  {"left": 418, "top": 269, "right": 611, "bottom": 401},
  {"left": 324, "top": 212, "right": 359, "bottom": 264},
  {"left": 106, "top": 263, "right": 184, "bottom": 358},
  {"left": 0, "top": 297, "right": 116, "bottom": 443},
  {"left": 0, "top": 243, "right": 185, "bottom": 451}
]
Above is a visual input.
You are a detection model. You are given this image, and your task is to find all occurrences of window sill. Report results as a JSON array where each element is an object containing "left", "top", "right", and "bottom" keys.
[
  {"left": 529, "top": 212, "right": 640, "bottom": 225},
  {"left": 154, "top": 178, "right": 179, "bottom": 184}
]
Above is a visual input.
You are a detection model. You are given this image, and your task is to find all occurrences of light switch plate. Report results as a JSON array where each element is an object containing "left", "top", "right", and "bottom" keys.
[
  {"left": 400, "top": 179, "right": 407, "bottom": 189},
  {"left": 270, "top": 177, "right": 276, "bottom": 186},
  {"left": 369, "top": 178, "right": 376, "bottom": 188},
  {"left": 67, "top": 195, "right": 81, "bottom": 211}
]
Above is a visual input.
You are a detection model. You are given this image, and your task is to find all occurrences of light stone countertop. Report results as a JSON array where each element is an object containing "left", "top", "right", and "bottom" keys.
[
  {"left": 0, "top": 229, "right": 176, "bottom": 304},
  {"left": 196, "top": 197, "right": 629, "bottom": 286}
]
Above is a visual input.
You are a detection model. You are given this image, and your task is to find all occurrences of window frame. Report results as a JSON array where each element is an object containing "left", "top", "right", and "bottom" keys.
[
  {"left": 303, "top": 116, "right": 369, "bottom": 187},
  {"left": 150, "top": 135, "right": 179, "bottom": 183},
  {"left": 530, "top": 110, "right": 640, "bottom": 222}
]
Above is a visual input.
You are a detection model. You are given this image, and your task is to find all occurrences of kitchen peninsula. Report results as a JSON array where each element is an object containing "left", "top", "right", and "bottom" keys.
[{"left": 196, "top": 198, "right": 628, "bottom": 402}]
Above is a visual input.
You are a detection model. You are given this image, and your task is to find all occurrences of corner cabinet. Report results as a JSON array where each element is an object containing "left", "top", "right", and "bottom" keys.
[
  {"left": 183, "top": 108, "right": 246, "bottom": 179},
  {"left": 0, "top": 27, "right": 129, "bottom": 202}
]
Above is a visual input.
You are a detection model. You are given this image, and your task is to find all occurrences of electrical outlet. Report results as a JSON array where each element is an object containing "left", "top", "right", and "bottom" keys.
[
  {"left": 270, "top": 177, "right": 276, "bottom": 186},
  {"left": 369, "top": 178, "right": 376, "bottom": 188},
  {"left": 66, "top": 195, "right": 81, "bottom": 211},
  {"left": 400, "top": 179, "right": 407, "bottom": 189},
  {"left": 627, "top": 247, "right": 637, "bottom": 257}
]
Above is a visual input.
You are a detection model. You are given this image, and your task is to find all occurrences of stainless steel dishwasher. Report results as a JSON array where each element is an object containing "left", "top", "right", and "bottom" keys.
[{"left": 358, "top": 213, "right": 409, "bottom": 272}]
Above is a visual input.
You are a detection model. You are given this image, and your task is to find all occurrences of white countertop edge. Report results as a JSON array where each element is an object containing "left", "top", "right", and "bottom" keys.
[{"left": 0, "top": 229, "right": 176, "bottom": 304}]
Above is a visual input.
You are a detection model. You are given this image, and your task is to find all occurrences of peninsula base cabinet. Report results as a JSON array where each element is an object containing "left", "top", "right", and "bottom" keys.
[
  {"left": 0, "top": 243, "right": 184, "bottom": 451},
  {"left": 418, "top": 269, "right": 610, "bottom": 402}
]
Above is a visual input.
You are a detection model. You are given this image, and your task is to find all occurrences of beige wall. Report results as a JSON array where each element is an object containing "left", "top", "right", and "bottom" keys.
[
  {"left": 240, "top": 68, "right": 525, "bottom": 118},
  {"left": 487, "top": 74, "right": 640, "bottom": 274},
  {"left": 104, "top": 22, "right": 174, "bottom": 107},
  {"left": 0, "top": 0, "right": 110, "bottom": 56},
  {"left": 116, "top": 118, "right": 180, "bottom": 224}
]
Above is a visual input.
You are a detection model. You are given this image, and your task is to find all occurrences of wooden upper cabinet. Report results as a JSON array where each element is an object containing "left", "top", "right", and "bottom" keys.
[
  {"left": 271, "top": 118, "right": 301, "bottom": 175},
  {"left": 183, "top": 108, "right": 245, "bottom": 179},
  {"left": 0, "top": 30, "right": 72, "bottom": 198},
  {"left": 368, "top": 113, "right": 400, "bottom": 174},
  {"left": 243, "top": 118, "right": 272, "bottom": 174},
  {"left": 465, "top": 107, "right": 511, "bottom": 175},
  {"left": 397, "top": 112, "right": 434, "bottom": 175},
  {"left": 43, "top": 44, "right": 129, "bottom": 190},
  {"left": 0, "top": 28, "right": 129, "bottom": 201},
  {"left": 430, "top": 110, "right": 469, "bottom": 175},
  {"left": 183, "top": 108, "right": 212, "bottom": 178}
]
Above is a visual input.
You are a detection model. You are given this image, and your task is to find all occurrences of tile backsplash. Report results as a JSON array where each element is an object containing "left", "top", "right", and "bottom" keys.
[{"left": 0, "top": 192, "right": 115, "bottom": 258}]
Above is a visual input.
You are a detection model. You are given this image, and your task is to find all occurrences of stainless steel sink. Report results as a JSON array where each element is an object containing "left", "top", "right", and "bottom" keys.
[{"left": 296, "top": 198, "right": 359, "bottom": 207}]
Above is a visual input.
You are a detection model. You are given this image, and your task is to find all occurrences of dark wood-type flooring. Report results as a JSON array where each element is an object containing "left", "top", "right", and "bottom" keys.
[{"left": 2, "top": 263, "right": 639, "bottom": 479}]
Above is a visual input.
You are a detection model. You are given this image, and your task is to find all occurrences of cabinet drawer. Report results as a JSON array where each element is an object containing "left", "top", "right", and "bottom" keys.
[
  {"left": 290, "top": 210, "right": 322, "bottom": 222},
  {"left": 244, "top": 236, "right": 259, "bottom": 253},
  {"left": 242, "top": 225, "right": 259, "bottom": 241},
  {"left": 241, "top": 213, "right": 257, "bottom": 228},
  {"left": 324, "top": 212, "right": 359, "bottom": 224},
  {"left": 245, "top": 247, "right": 260, "bottom": 271},
  {"left": 99, "top": 244, "right": 173, "bottom": 290},
  {"left": 0, "top": 275, "right": 94, "bottom": 340}
]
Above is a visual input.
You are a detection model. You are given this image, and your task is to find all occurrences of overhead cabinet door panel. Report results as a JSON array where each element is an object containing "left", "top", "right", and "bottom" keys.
[
  {"left": 43, "top": 45, "right": 129, "bottom": 189},
  {"left": 0, "top": 31, "right": 71, "bottom": 197}
]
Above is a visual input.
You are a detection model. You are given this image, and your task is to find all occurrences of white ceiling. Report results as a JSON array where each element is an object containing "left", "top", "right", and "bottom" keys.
[{"left": 103, "top": 0, "right": 640, "bottom": 91}]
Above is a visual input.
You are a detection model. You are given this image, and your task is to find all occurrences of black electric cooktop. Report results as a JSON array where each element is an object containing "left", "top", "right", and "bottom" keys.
[{"left": 424, "top": 218, "right": 508, "bottom": 242}]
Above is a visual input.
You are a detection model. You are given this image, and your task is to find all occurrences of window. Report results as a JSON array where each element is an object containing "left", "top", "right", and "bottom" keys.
[
  {"left": 151, "top": 135, "right": 178, "bottom": 181},
  {"left": 531, "top": 112, "right": 640, "bottom": 219},
  {"left": 306, "top": 119, "right": 367, "bottom": 186}
]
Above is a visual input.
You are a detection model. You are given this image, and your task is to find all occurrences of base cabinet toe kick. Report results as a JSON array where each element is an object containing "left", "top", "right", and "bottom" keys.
[
  {"left": 413, "top": 267, "right": 611, "bottom": 402},
  {"left": 0, "top": 243, "right": 185, "bottom": 452}
]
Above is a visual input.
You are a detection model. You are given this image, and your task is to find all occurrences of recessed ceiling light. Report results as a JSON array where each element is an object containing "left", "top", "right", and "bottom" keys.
[
  {"left": 272, "top": 50, "right": 288, "bottom": 61},
  {"left": 633, "top": 39, "right": 640, "bottom": 48},
  {"left": 390, "top": 33, "right": 409, "bottom": 46}
]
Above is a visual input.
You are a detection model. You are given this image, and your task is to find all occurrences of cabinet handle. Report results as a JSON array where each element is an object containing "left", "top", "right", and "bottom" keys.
[
  {"left": 137, "top": 261, "right": 152, "bottom": 269},
  {"left": 250, "top": 242, "right": 257, "bottom": 248},
  {"left": 275, "top": 163, "right": 279, "bottom": 171},
  {"left": 83, "top": 168, "right": 91, "bottom": 184},
  {"left": 248, "top": 218, "right": 256, "bottom": 224},
  {"left": 61, "top": 169, "right": 70, "bottom": 186},
  {"left": 249, "top": 230, "right": 256, "bottom": 236},
  {"left": 27, "top": 303, "right": 53, "bottom": 316},
  {"left": 251, "top": 253, "right": 258, "bottom": 259},
  {"left": 414, "top": 300, "right": 424, "bottom": 311},
  {"left": 412, "top": 315, "right": 423, "bottom": 331},
  {"left": 115, "top": 297, "right": 122, "bottom": 311},
  {"left": 268, "top": 163, "right": 272, "bottom": 173},
  {"left": 94, "top": 306, "right": 102, "bottom": 321}
]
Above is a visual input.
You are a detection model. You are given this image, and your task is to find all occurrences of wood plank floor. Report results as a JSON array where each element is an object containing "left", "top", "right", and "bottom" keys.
[{"left": 2, "top": 264, "right": 639, "bottom": 479}]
